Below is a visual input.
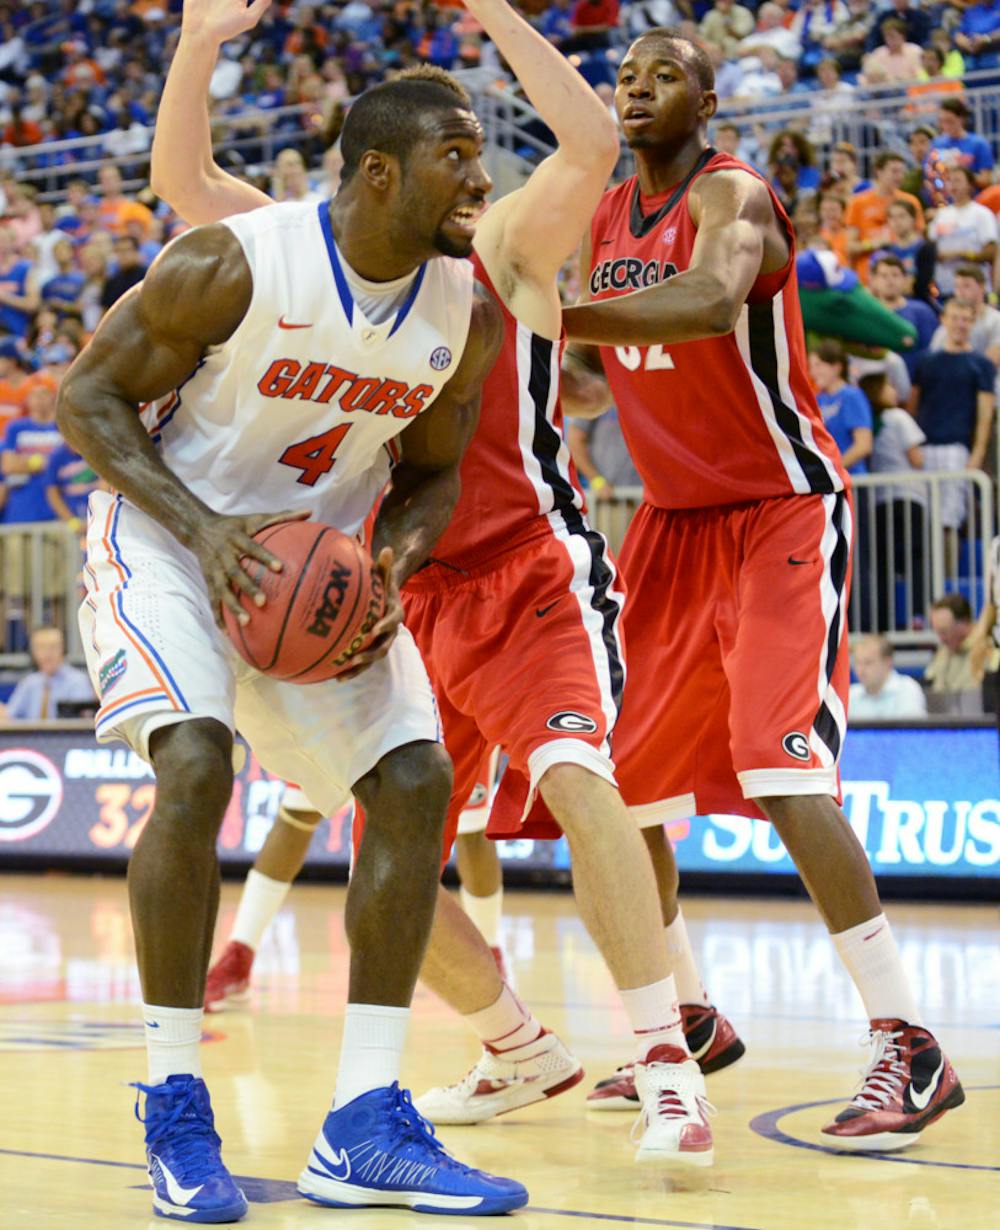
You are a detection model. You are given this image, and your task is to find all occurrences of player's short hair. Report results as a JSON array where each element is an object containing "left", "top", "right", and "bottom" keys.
[
  {"left": 874, "top": 150, "right": 905, "bottom": 172},
  {"left": 955, "top": 263, "right": 986, "bottom": 285},
  {"left": 339, "top": 67, "right": 473, "bottom": 184},
  {"left": 931, "top": 593, "right": 972, "bottom": 622},
  {"left": 872, "top": 253, "right": 904, "bottom": 275},
  {"left": 633, "top": 30, "right": 715, "bottom": 92}
]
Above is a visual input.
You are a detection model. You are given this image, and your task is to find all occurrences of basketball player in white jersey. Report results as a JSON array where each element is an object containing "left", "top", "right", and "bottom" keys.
[
  {"left": 56, "top": 71, "right": 533, "bottom": 1221},
  {"left": 153, "top": 0, "right": 735, "bottom": 1171}
]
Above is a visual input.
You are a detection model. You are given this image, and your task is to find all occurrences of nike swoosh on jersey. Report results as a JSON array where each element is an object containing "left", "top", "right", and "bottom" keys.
[
  {"left": 313, "top": 1138, "right": 352, "bottom": 1181},
  {"left": 152, "top": 1154, "right": 205, "bottom": 1205},
  {"left": 536, "top": 601, "right": 559, "bottom": 618},
  {"left": 908, "top": 1057, "right": 945, "bottom": 1111},
  {"left": 277, "top": 316, "right": 313, "bottom": 330}
]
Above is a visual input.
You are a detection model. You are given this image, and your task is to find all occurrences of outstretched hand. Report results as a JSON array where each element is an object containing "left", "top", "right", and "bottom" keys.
[
  {"left": 335, "top": 548, "right": 405, "bottom": 681},
  {"left": 191, "top": 507, "right": 310, "bottom": 629},
  {"left": 181, "top": 0, "right": 273, "bottom": 43}
]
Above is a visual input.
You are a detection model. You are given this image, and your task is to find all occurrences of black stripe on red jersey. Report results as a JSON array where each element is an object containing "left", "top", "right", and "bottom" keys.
[
  {"left": 812, "top": 492, "right": 851, "bottom": 762},
  {"left": 628, "top": 148, "right": 715, "bottom": 239},
  {"left": 747, "top": 301, "right": 839, "bottom": 496},
  {"left": 526, "top": 332, "right": 626, "bottom": 723}
]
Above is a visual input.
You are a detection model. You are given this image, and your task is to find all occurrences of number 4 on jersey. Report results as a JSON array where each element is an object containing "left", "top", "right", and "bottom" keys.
[
  {"left": 615, "top": 343, "right": 674, "bottom": 371},
  {"left": 279, "top": 423, "right": 353, "bottom": 486}
]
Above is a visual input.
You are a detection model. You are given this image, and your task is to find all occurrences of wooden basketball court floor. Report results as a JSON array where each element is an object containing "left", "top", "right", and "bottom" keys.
[{"left": 0, "top": 874, "right": 996, "bottom": 1230}]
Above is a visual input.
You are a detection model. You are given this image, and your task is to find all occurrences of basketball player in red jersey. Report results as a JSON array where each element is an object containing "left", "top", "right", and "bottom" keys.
[
  {"left": 563, "top": 30, "right": 963, "bottom": 1151},
  {"left": 152, "top": 0, "right": 742, "bottom": 1164}
]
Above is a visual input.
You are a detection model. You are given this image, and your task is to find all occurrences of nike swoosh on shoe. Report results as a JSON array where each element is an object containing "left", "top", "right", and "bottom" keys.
[{"left": 908, "top": 1058, "right": 945, "bottom": 1111}]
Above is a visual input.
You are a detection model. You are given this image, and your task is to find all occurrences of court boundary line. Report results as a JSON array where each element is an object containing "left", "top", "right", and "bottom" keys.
[
  {"left": 749, "top": 1084, "right": 1000, "bottom": 1172},
  {"left": 0, "top": 1146, "right": 764, "bottom": 1227}
]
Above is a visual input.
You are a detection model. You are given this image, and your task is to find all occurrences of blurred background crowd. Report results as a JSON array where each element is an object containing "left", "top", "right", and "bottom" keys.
[{"left": 0, "top": 0, "right": 998, "bottom": 723}]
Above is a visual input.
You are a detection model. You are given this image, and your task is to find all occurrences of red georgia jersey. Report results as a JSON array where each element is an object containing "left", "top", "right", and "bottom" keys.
[
  {"left": 427, "top": 252, "right": 586, "bottom": 569},
  {"left": 589, "top": 149, "right": 846, "bottom": 510}
]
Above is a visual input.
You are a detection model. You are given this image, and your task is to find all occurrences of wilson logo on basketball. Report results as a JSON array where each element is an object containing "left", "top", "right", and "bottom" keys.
[{"left": 330, "top": 571, "right": 385, "bottom": 666}]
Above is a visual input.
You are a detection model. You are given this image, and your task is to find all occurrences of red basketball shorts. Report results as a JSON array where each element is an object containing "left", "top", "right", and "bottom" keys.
[
  {"left": 614, "top": 492, "right": 852, "bottom": 826},
  {"left": 402, "top": 519, "right": 627, "bottom": 850}
]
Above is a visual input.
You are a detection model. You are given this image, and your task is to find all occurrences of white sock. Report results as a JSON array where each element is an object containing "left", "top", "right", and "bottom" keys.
[
  {"left": 459, "top": 886, "right": 503, "bottom": 948},
  {"left": 143, "top": 1003, "right": 203, "bottom": 1084},
  {"left": 832, "top": 914, "right": 923, "bottom": 1026},
  {"left": 230, "top": 869, "right": 292, "bottom": 951},
  {"left": 333, "top": 1004, "right": 410, "bottom": 1108},
  {"left": 620, "top": 974, "right": 689, "bottom": 1061},
  {"left": 464, "top": 984, "right": 542, "bottom": 1054},
  {"left": 664, "top": 909, "right": 710, "bottom": 1007}
]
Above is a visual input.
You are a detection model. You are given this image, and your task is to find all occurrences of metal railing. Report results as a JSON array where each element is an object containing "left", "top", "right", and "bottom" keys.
[
  {"left": 587, "top": 471, "right": 996, "bottom": 646},
  {"left": 0, "top": 522, "right": 84, "bottom": 668},
  {"left": 10, "top": 69, "right": 1000, "bottom": 203}
]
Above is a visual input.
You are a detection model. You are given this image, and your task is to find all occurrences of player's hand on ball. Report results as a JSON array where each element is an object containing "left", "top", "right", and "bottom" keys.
[
  {"left": 335, "top": 548, "right": 404, "bottom": 681},
  {"left": 182, "top": 0, "right": 273, "bottom": 43},
  {"left": 193, "top": 508, "right": 310, "bottom": 629}
]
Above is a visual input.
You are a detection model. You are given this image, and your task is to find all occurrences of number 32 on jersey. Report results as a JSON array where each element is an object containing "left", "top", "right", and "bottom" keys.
[{"left": 614, "top": 343, "right": 675, "bottom": 371}]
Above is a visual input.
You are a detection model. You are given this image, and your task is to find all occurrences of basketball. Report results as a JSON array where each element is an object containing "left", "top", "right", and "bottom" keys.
[{"left": 223, "top": 520, "right": 386, "bottom": 683}]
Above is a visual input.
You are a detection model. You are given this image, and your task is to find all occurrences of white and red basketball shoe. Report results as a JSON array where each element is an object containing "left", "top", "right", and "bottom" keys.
[
  {"left": 203, "top": 940, "right": 254, "bottom": 1013},
  {"left": 414, "top": 1029, "right": 583, "bottom": 1125},
  {"left": 821, "top": 1019, "right": 964, "bottom": 1151},
  {"left": 633, "top": 1044, "right": 714, "bottom": 1165},
  {"left": 587, "top": 1004, "right": 744, "bottom": 1110}
]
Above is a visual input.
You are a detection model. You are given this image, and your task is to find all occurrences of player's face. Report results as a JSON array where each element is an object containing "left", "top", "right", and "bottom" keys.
[
  {"left": 615, "top": 43, "right": 715, "bottom": 152},
  {"left": 399, "top": 110, "right": 491, "bottom": 259}
]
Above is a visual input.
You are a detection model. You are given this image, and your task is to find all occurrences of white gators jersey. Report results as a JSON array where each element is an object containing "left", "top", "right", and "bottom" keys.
[{"left": 139, "top": 200, "right": 474, "bottom": 537}]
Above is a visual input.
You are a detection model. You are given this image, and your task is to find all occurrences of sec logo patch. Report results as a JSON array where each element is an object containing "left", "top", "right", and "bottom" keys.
[{"left": 429, "top": 346, "right": 452, "bottom": 371}]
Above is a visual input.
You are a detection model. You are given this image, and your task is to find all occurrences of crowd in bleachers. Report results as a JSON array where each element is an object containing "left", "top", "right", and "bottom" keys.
[{"left": 0, "top": 0, "right": 998, "bottom": 708}]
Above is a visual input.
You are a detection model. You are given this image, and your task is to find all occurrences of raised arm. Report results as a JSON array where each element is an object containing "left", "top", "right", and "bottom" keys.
[
  {"left": 150, "top": 0, "right": 275, "bottom": 225},
  {"left": 337, "top": 290, "right": 504, "bottom": 680},
  {"left": 57, "top": 228, "right": 300, "bottom": 624},
  {"left": 563, "top": 169, "right": 786, "bottom": 346},
  {"left": 469, "top": 0, "right": 620, "bottom": 300}
]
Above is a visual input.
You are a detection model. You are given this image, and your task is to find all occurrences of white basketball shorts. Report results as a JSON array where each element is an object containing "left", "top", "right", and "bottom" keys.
[{"left": 80, "top": 492, "right": 441, "bottom": 816}]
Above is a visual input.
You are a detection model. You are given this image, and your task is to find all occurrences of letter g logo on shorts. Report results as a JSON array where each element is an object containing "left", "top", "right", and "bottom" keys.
[
  {"left": 546, "top": 711, "right": 599, "bottom": 734},
  {"left": 781, "top": 731, "right": 811, "bottom": 762}
]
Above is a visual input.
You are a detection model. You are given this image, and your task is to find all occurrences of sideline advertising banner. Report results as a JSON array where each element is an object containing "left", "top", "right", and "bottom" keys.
[{"left": 0, "top": 723, "right": 997, "bottom": 881}]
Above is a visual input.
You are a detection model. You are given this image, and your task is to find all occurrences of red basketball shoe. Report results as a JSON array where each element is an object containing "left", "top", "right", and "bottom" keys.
[
  {"left": 203, "top": 941, "right": 254, "bottom": 1013},
  {"left": 587, "top": 1004, "right": 745, "bottom": 1110},
  {"left": 821, "top": 1020, "right": 965, "bottom": 1151}
]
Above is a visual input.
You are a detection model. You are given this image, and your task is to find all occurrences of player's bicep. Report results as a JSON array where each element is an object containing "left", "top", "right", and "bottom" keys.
[
  {"left": 688, "top": 188, "right": 767, "bottom": 309},
  {"left": 66, "top": 226, "right": 252, "bottom": 408}
]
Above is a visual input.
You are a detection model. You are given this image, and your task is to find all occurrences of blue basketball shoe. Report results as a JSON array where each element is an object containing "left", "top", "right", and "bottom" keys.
[
  {"left": 297, "top": 1083, "right": 528, "bottom": 1215},
  {"left": 132, "top": 1075, "right": 249, "bottom": 1223}
]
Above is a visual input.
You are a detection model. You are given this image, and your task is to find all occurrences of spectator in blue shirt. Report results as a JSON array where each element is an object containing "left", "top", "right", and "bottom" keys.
[
  {"left": 541, "top": 0, "right": 575, "bottom": 44},
  {"left": 40, "top": 237, "right": 86, "bottom": 318},
  {"left": 0, "top": 223, "right": 40, "bottom": 340},
  {"left": 0, "top": 626, "right": 94, "bottom": 722},
  {"left": 45, "top": 441, "right": 101, "bottom": 530},
  {"left": 925, "top": 99, "right": 995, "bottom": 206},
  {"left": 955, "top": 0, "right": 1000, "bottom": 70},
  {"left": 0, "top": 383, "right": 62, "bottom": 524},
  {"left": 870, "top": 255, "right": 939, "bottom": 379},
  {"left": 809, "top": 339, "right": 874, "bottom": 474}
]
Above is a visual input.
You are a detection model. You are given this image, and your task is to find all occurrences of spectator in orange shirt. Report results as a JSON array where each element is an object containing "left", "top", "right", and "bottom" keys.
[
  {"left": 977, "top": 179, "right": 1000, "bottom": 216},
  {"left": 2, "top": 105, "right": 43, "bottom": 149},
  {"left": 96, "top": 165, "right": 154, "bottom": 239},
  {"left": 59, "top": 40, "right": 107, "bottom": 89},
  {"left": 846, "top": 151, "right": 925, "bottom": 283},
  {"left": 0, "top": 339, "right": 57, "bottom": 436},
  {"left": 818, "top": 191, "right": 850, "bottom": 266}
]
